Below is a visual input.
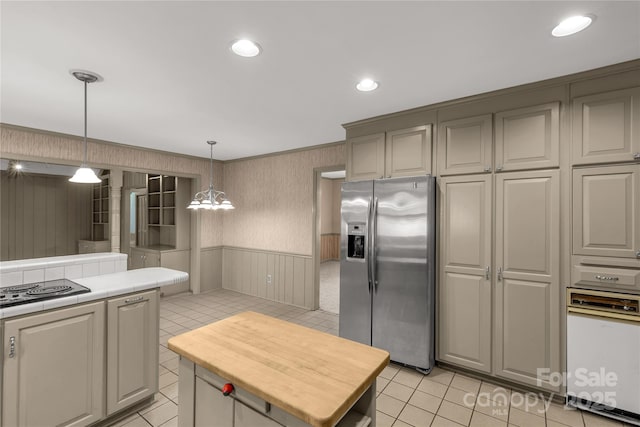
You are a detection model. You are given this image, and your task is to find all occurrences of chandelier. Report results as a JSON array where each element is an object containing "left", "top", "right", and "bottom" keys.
[{"left": 187, "top": 141, "right": 234, "bottom": 210}]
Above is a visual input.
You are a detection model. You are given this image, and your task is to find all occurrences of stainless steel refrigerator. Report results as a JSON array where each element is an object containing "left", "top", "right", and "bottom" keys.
[{"left": 339, "top": 175, "right": 435, "bottom": 372}]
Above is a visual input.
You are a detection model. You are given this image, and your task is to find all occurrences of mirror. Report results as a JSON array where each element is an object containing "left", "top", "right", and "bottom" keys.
[{"left": 0, "top": 158, "right": 107, "bottom": 261}]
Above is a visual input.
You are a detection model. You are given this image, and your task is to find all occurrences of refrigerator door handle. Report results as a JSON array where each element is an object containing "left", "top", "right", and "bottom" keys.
[
  {"left": 371, "top": 197, "right": 379, "bottom": 290},
  {"left": 366, "top": 197, "right": 373, "bottom": 292}
]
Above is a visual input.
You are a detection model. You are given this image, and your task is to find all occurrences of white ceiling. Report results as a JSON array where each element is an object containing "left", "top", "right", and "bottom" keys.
[{"left": 2, "top": 1, "right": 639, "bottom": 161}]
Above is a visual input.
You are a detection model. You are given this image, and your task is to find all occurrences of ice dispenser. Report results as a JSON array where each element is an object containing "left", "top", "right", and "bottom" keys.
[{"left": 347, "top": 223, "right": 366, "bottom": 260}]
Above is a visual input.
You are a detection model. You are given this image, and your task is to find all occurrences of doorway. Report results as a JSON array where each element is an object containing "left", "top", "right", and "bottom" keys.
[{"left": 314, "top": 168, "right": 345, "bottom": 314}]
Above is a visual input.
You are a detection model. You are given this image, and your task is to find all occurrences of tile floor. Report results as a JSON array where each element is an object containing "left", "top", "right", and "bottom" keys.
[
  {"left": 319, "top": 260, "right": 340, "bottom": 314},
  {"left": 113, "top": 289, "right": 630, "bottom": 427}
]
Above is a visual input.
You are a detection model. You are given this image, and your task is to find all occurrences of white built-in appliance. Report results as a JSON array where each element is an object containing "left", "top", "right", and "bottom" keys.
[{"left": 567, "top": 288, "right": 640, "bottom": 426}]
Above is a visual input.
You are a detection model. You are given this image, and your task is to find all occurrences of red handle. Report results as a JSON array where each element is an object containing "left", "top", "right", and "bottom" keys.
[{"left": 222, "top": 383, "right": 234, "bottom": 396}]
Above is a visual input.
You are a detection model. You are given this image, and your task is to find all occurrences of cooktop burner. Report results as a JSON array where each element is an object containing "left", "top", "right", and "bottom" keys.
[{"left": 0, "top": 279, "right": 90, "bottom": 308}]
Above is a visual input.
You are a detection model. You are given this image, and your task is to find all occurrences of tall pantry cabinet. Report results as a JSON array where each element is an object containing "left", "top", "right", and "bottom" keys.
[
  {"left": 437, "top": 101, "right": 561, "bottom": 391},
  {"left": 571, "top": 80, "right": 640, "bottom": 293}
]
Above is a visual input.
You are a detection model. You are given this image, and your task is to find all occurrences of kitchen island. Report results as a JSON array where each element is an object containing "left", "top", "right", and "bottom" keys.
[{"left": 168, "top": 311, "right": 389, "bottom": 427}]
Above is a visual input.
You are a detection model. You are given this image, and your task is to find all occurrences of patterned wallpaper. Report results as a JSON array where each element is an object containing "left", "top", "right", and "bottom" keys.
[{"left": 222, "top": 144, "right": 345, "bottom": 255}]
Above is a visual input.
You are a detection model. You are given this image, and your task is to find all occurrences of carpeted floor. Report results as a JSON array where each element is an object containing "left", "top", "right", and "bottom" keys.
[{"left": 319, "top": 260, "right": 340, "bottom": 314}]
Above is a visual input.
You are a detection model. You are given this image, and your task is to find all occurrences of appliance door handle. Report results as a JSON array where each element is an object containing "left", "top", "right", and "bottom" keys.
[
  {"left": 371, "top": 197, "right": 379, "bottom": 290},
  {"left": 366, "top": 197, "right": 373, "bottom": 292},
  {"left": 568, "top": 306, "right": 640, "bottom": 323}
]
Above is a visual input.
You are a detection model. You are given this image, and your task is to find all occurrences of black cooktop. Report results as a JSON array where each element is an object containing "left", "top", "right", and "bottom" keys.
[{"left": 0, "top": 279, "right": 91, "bottom": 308}]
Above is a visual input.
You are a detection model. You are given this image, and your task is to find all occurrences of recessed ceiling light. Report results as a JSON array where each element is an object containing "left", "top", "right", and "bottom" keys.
[
  {"left": 231, "top": 39, "right": 261, "bottom": 57},
  {"left": 13, "top": 162, "right": 23, "bottom": 170},
  {"left": 552, "top": 15, "right": 593, "bottom": 37},
  {"left": 356, "top": 78, "right": 379, "bottom": 92}
]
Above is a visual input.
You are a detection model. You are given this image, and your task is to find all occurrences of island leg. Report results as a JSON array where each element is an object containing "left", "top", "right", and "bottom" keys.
[{"left": 178, "top": 356, "right": 196, "bottom": 427}]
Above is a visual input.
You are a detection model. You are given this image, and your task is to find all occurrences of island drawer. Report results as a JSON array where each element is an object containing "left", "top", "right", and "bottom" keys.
[{"left": 195, "top": 365, "right": 270, "bottom": 414}]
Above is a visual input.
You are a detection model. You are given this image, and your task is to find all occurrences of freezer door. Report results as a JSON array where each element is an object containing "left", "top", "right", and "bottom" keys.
[
  {"left": 339, "top": 180, "right": 373, "bottom": 345},
  {"left": 372, "top": 176, "right": 435, "bottom": 370}
]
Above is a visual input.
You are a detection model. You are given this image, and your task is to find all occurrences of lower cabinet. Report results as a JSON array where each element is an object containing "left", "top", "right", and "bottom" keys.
[
  {"left": 235, "top": 401, "right": 281, "bottom": 427},
  {"left": 130, "top": 248, "right": 189, "bottom": 295},
  {"left": 194, "top": 377, "right": 280, "bottom": 427},
  {"left": 195, "top": 377, "right": 233, "bottom": 427},
  {"left": 107, "top": 290, "right": 159, "bottom": 415},
  {"left": 2, "top": 302, "right": 105, "bottom": 427},
  {"left": 1, "top": 290, "right": 160, "bottom": 427}
]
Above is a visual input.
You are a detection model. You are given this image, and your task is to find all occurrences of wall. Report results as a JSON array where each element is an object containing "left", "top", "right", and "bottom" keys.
[
  {"left": 220, "top": 143, "right": 344, "bottom": 307},
  {"left": 0, "top": 125, "right": 223, "bottom": 248},
  {"left": 0, "top": 171, "right": 92, "bottom": 260},
  {"left": 222, "top": 143, "right": 345, "bottom": 255},
  {"left": 319, "top": 177, "right": 343, "bottom": 234},
  {"left": 1, "top": 125, "right": 345, "bottom": 307},
  {"left": 319, "top": 177, "right": 342, "bottom": 262}
]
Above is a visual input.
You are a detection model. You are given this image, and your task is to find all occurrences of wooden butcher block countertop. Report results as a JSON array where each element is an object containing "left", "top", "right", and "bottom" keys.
[{"left": 168, "top": 311, "right": 389, "bottom": 427}]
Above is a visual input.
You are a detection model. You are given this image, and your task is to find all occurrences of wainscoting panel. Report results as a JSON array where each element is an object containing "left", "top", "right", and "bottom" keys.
[
  {"left": 200, "top": 246, "right": 223, "bottom": 292},
  {"left": 320, "top": 234, "right": 340, "bottom": 261},
  {"left": 222, "top": 247, "right": 314, "bottom": 309},
  {"left": 1, "top": 171, "right": 92, "bottom": 261}
]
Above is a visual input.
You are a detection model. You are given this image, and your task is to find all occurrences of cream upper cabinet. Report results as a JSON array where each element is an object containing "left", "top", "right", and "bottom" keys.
[
  {"left": 438, "top": 114, "right": 493, "bottom": 175},
  {"left": 494, "top": 170, "right": 560, "bottom": 391},
  {"left": 572, "top": 87, "right": 640, "bottom": 165},
  {"left": 346, "top": 126, "right": 432, "bottom": 181},
  {"left": 438, "top": 174, "right": 492, "bottom": 373},
  {"left": 573, "top": 165, "right": 640, "bottom": 259},
  {"left": 107, "top": 290, "right": 159, "bottom": 415},
  {"left": 384, "top": 125, "right": 432, "bottom": 178},
  {"left": 495, "top": 102, "right": 560, "bottom": 171},
  {"left": 346, "top": 133, "right": 385, "bottom": 181},
  {"left": 3, "top": 302, "right": 105, "bottom": 427}
]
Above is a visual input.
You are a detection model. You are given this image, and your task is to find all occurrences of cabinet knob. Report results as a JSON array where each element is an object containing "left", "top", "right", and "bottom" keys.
[
  {"left": 497, "top": 267, "right": 503, "bottom": 281},
  {"left": 222, "top": 383, "right": 234, "bottom": 396},
  {"left": 9, "top": 336, "right": 15, "bottom": 358},
  {"left": 496, "top": 166, "right": 503, "bottom": 172},
  {"left": 635, "top": 250, "right": 640, "bottom": 258},
  {"left": 484, "top": 166, "right": 492, "bottom": 172},
  {"left": 634, "top": 153, "right": 640, "bottom": 160}
]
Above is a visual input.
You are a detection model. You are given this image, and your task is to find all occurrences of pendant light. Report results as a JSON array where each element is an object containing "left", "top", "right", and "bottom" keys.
[
  {"left": 187, "top": 141, "right": 234, "bottom": 211},
  {"left": 69, "top": 70, "right": 102, "bottom": 183}
]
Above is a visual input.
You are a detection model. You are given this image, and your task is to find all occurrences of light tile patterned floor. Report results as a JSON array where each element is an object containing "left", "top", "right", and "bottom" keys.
[{"left": 112, "top": 289, "right": 630, "bottom": 427}]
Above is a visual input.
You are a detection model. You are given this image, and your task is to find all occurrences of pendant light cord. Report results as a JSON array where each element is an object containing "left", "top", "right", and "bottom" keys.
[
  {"left": 83, "top": 80, "right": 88, "bottom": 165},
  {"left": 209, "top": 142, "right": 214, "bottom": 191}
]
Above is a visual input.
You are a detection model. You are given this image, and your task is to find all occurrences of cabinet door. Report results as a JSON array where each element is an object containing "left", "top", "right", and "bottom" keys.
[
  {"left": 438, "top": 175, "right": 492, "bottom": 372},
  {"left": 573, "top": 165, "right": 640, "bottom": 259},
  {"left": 107, "top": 290, "right": 159, "bottom": 414},
  {"left": 235, "top": 401, "right": 282, "bottom": 427},
  {"left": 438, "top": 114, "right": 493, "bottom": 175},
  {"left": 130, "top": 249, "right": 145, "bottom": 270},
  {"left": 494, "top": 170, "right": 560, "bottom": 391},
  {"left": 145, "top": 252, "right": 161, "bottom": 267},
  {"left": 384, "top": 125, "right": 432, "bottom": 178},
  {"left": 3, "top": 302, "right": 105, "bottom": 427},
  {"left": 572, "top": 87, "right": 640, "bottom": 165},
  {"left": 495, "top": 102, "right": 560, "bottom": 171},
  {"left": 346, "top": 133, "right": 385, "bottom": 181},
  {"left": 194, "top": 377, "right": 234, "bottom": 427}
]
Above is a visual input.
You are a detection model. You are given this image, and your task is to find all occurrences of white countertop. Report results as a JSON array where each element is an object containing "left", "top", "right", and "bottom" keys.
[{"left": 1, "top": 267, "right": 189, "bottom": 319}]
